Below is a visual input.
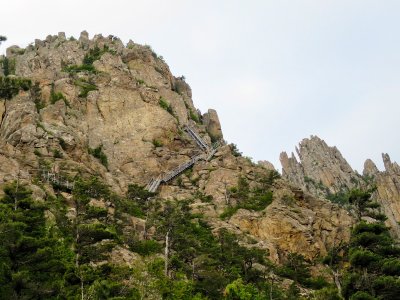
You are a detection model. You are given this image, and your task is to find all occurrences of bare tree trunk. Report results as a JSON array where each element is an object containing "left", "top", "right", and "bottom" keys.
[
  {"left": 192, "top": 260, "right": 195, "bottom": 281},
  {"left": 270, "top": 277, "right": 273, "bottom": 300},
  {"left": 14, "top": 170, "right": 20, "bottom": 211},
  {"left": 332, "top": 269, "right": 342, "bottom": 295},
  {"left": 74, "top": 200, "right": 84, "bottom": 300},
  {"left": 75, "top": 207, "right": 80, "bottom": 267},
  {"left": 144, "top": 211, "right": 149, "bottom": 240},
  {"left": 81, "top": 276, "right": 84, "bottom": 300},
  {"left": 223, "top": 180, "right": 230, "bottom": 205},
  {"left": 164, "top": 229, "right": 170, "bottom": 277}
]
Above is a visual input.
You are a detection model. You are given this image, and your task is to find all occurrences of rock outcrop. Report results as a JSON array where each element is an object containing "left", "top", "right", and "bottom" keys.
[
  {"left": 280, "top": 136, "right": 360, "bottom": 197},
  {"left": 281, "top": 136, "right": 400, "bottom": 239},
  {"left": 228, "top": 182, "right": 352, "bottom": 263},
  {"left": 364, "top": 154, "right": 400, "bottom": 237},
  {"left": 0, "top": 32, "right": 205, "bottom": 193},
  {"left": 203, "top": 108, "right": 223, "bottom": 142}
]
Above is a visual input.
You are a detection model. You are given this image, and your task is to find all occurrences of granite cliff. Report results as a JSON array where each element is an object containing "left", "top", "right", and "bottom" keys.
[{"left": 281, "top": 136, "right": 400, "bottom": 239}]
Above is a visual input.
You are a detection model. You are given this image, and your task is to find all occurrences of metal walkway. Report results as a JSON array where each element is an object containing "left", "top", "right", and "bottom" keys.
[
  {"left": 146, "top": 153, "right": 206, "bottom": 192},
  {"left": 184, "top": 126, "right": 209, "bottom": 151},
  {"left": 162, "top": 153, "right": 205, "bottom": 182},
  {"left": 146, "top": 126, "right": 220, "bottom": 192},
  {"left": 146, "top": 176, "right": 162, "bottom": 193},
  {"left": 28, "top": 169, "right": 75, "bottom": 190}
]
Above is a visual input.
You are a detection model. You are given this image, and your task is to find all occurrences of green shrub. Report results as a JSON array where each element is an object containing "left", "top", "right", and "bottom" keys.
[
  {"left": 242, "top": 191, "right": 273, "bottom": 211},
  {"left": 1, "top": 57, "right": 16, "bottom": 76},
  {"left": 222, "top": 177, "right": 273, "bottom": 219},
  {"left": 349, "top": 249, "right": 380, "bottom": 269},
  {"left": 372, "top": 276, "right": 400, "bottom": 299},
  {"left": 126, "top": 184, "right": 155, "bottom": 207},
  {"left": 353, "top": 222, "right": 387, "bottom": 235},
  {"left": 276, "top": 253, "right": 312, "bottom": 286},
  {"left": 304, "top": 276, "right": 329, "bottom": 289},
  {"left": 88, "top": 145, "right": 108, "bottom": 168},
  {"left": 136, "top": 78, "right": 146, "bottom": 86},
  {"left": 114, "top": 197, "right": 145, "bottom": 218},
  {"left": 86, "top": 205, "right": 108, "bottom": 219},
  {"left": 64, "top": 45, "right": 114, "bottom": 74},
  {"left": 351, "top": 231, "right": 391, "bottom": 250},
  {"left": 229, "top": 143, "right": 242, "bottom": 157},
  {"left": 195, "top": 192, "right": 213, "bottom": 203},
  {"left": 0, "top": 76, "right": 32, "bottom": 99},
  {"left": 313, "top": 286, "right": 342, "bottom": 300},
  {"left": 30, "top": 82, "right": 45, "bottom": 111},
  {"left": 130, "top": 240, "right": 162, "bottom": 256},
  {"left": 326, "top": 191, "right": 349, "bottom": 205},
  {"left": 78, "top": 223, "right": 117, "bottom": 245},
  {"left": 381, "top": 258, "right": 400, "bottom": 276},
  {"left": 152, "top": 139, "right": 163, "bottom": 147},
  {"left": 219, "top": 206, "right": 239, "bottom": 220},
  {"left": 50, "top": 85, "right": 68, "bottom": 105},
  {"left": 79, "top": 241, "right": 116, "bottom": 263},
  {"left": 349, "top": 291, "right": 377, "bottom": 300},
  {"left": 64, "top": 64, "right": 97, "bottom": 74},
  {"left": 189, "top": 109, "right": 200, "bottom": 123},
  {"left": 73, "top": 176, "right": 111, "bottom": 200},
  {"left": 53, "top": 149, "right": 63, "bottom": 158},
  {"left": 74, "top": 79, "right": 97, "bottom": 97},
  {"left": 59, "top": 138, "right": 67, "bottom": 150},
  {"left": 159, "top": 97, "right": 173, "bottom": 115}
]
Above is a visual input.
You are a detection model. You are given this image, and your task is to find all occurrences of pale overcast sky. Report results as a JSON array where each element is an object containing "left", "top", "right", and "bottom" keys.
[{"left": 1, "top": 0, "right": 399, "bottom": 172}]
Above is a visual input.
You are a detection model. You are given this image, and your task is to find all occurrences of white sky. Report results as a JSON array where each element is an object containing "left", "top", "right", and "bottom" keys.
[{"left": 1, "top": 0, "right": 399, "bottom": 172}]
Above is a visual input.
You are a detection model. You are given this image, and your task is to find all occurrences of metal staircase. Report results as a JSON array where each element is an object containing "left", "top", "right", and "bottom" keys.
[
  {"left": 146, "top": 176, "right": 162, "bottom": 193},
  {"left": 146, "top": 154, "right": 205, "bottom": 192},
  {"left": 28, "top": 169, "right": 75, "bottom": 190},
  {"left": 42, "top": 170, "right": 75, "bottom": 190},
  {"left": 184, "top": 126, "right": 209, "bottom": 151},
  {"left": 163, "top": 154, "right": 205, "bottom": 182},
  {"left": 146, "top": 126, "right": 220, "bottom": 192}
]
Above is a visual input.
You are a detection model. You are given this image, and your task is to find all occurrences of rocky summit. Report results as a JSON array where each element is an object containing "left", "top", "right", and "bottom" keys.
[
  {"left": 0, "top": 32, "right": 399, "bottom": 299},
  {"left": 281, "top": 136, "right": 400, "bottom": 239}
]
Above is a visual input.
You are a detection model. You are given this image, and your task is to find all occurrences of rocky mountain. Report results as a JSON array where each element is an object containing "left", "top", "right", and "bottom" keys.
[
  {"left": 4, "top": 31, "right": 394, "bottom": 298},
  {"left": 280, "top": 136, "right": 400, "bottom": 238}
]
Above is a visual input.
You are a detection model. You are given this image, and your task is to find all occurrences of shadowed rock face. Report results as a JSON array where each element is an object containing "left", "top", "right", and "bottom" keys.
[
  {"left": 280, "top": 136, "right": 400, "bottom": 239},
  {"left": 0, "top": 31, "right": 354, "bottom": 266},
  {"left": 366, "top": 154, "right": 400, "bottom": 238}
]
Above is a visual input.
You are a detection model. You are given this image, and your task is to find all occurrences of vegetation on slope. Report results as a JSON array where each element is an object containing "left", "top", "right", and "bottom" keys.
[
  {"left": 323, "top": 189, "right": 400, "bottom": 300},
  {"left": 0, "top": 174, "right": 344, "bottom": 299},
  {"left": 0, "top": 76, "right": 31, "bottom": 99}
]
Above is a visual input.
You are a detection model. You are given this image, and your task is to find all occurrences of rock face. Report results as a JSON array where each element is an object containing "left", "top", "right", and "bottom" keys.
[
  {"left": 364, "top": 154, "right": 400, "bottom": 237},
  {"left": 0, "top": 32, "right": 354, "bottom": 267},
  {"left": 202, "top": 109, "right": 223, "bottom": 142},
  {"left": 228, "top": 182, "right": 352, "bottom": 263},
  {"left": 0, "top": 31, "right": 204, "bottom": 192},
  {"left": 258, "top": 160, "right": 276, "bottom": 171},
  {"left": 281, "top": 136, "right": 400, "bottom": 239},
  {"left": 280, "top": 136, "right": 359, "bottom": 197}
]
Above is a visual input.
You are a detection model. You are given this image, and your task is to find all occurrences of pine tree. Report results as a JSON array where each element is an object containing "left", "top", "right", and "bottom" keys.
[{"left": 0, "top": 182, "right": 73, "bottom": 298}]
